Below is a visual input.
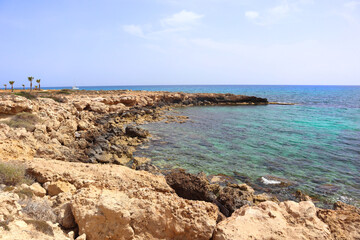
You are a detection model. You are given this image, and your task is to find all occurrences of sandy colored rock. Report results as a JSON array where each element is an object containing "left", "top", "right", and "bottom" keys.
[
  {"left": 26, "top": 158, "right": 218, "bottom": 240},
  {"left": 317, "top": 201, "right": 360, "bottom": 240},
  {"left": 213, "top": 200, "right": 332, "bottom": 240},
  {"left": 29, "top": 182, "right": 46, "bottom": 197},
  {"left": 47, "top": 181, "right": 76, "bottom": 196}
]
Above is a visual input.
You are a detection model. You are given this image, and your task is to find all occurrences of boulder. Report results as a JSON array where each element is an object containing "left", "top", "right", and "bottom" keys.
[
  {"left": 0, "top": 95, "right": 33, "bottom": 114},
  {"left": 125, "top": 125, "right": 149, "bottom": 138},
  {"left": 29, "top": 182, "right": 46, "bottom": 197}
]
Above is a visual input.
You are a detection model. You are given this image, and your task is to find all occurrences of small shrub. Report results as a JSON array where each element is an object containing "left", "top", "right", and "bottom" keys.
[
  {"left": 56, "top": 89, "right": 72, "bottom": 95},
  {"left": 14, "top": 187, "right": 34, "bottom": 199},
  {"left": 24, "top": 220, "right": 54, "bottom": 236},
  {"left": 0, "top": 162, "right": 27, "bottom": 186},
  {"left": 40, "top": 95, "right": 67, "bottom": 103},
  {"left": 3, "top": 112, "right": 40, "bottom": 131},
  {"left": 14, "top": 91, "right": 37, "bottom": 100},
  {"left": 20, "top": 198, "right": 57, "bottom": 222}
]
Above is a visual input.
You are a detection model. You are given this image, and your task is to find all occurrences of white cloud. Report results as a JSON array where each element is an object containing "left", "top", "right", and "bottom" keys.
[
  {"left": 123, "top": 25, "right": 145, "bottom": 38},
  {"left": 344, "top": 1, "right": 360, "bottom": 10},
  {"left": 161, "top": 10, "right": 204, "bottom": 27},
  {"left": 245, "top": 0, "right": 312, "bottom": 26},
  {"left": 245, "top": 11, "right": 259, "bottom": 20},
  {"left": 269, "top": 2, "right": 290, "bottom": 17}
]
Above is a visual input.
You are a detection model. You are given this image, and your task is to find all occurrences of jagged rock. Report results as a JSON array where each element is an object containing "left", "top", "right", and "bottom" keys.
[
  {"left": 317, "top": 201, "right": 360, "bottom": 240},
  {"left": 0, "top": 95, "right": 33, "bottom": 114},
  {"left": 27, "top": 158, "right": 218, "bottom": 240},
  {"left": 125, "top": 125, "right": 149, "bottom": 138},
  {"left": 56, "top": 203, "right": 76, "bottom": 229},
  {"left": 213, "top": 201, "right": 332, "bottom": 240}
]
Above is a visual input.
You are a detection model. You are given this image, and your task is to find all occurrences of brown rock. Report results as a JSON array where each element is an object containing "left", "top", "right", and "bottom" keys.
[{"left": 317, "top": 201, "right": 360, "bottom": 240}]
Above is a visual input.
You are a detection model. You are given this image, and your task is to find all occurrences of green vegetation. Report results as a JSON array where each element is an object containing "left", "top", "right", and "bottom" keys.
[
  {"left": 14, "top": 91, "right": 37, "bottom": 100},
  {"left": 9, "top": 81, "right": 15, "bottom": 92},
  {"left": 40, "top": 95, "right": 67, "bottom": 103},
  {"left": 3, "top": 84, "right": 7, "bottom": 90},
  {"left": 22, "top": 84, "right": 25, "bottom": 90},
  {"left": 0, "top": 161, "right": 31, "bottom": 186},
  {"left": 56, "top": 89, "right": 72, "bottom": 95},
  {"left": 36, "top": 79, "right": 41, "bottom": 90},
  {"left": 3, "top": 112, "right": 41, "bottom": 132},
  {"left": 28, "top": 76, "right": 34, "bottom": 92},
  {"left": 14, "top": 187, "right": 34, "bottom": 199}
]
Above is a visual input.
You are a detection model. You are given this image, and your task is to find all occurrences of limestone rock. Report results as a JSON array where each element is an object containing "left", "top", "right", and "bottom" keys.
[
  {"left": 27, "top": 158, "right": 218, "bottom": 240},
  {"left": 317, "top": 201, "right": 360, "bottom": 240},
  {"left": 213, "top": 201, "right": 332, "bottom": 240},
  {"left": 29, "top": 182, "right": 46, "bottom": 197},
  {"left": 47, "top": 181, "right": 76, "bottom": 196}
]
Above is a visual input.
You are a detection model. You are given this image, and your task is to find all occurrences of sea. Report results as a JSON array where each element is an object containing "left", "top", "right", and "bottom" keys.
[{"left": 46, "top": 85, "right": 360, "bottom": 207}]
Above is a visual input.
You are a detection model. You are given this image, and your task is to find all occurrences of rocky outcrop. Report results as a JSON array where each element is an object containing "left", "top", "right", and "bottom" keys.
[
  {"left": 165, "top": 169, "right": 278, "bottom": 217},
  {"left": 26, "top": 158, "right": 218, "bottom": 240},
  {"left": 317, "top": 201, "right": 360, "bottom": 240},
  {"left": 0, "top": 95, "right": 33, "bottom": 114},
  {"left": 213, "top": 200, "right": 332, "bottom": 240}
]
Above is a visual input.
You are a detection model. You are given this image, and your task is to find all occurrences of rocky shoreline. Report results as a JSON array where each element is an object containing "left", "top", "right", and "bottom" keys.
[{"left": 0, "top": 89, "right": 359, "bottom": 239}]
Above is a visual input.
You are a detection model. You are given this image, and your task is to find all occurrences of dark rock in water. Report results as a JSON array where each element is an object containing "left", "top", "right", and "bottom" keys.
[
  {"left": 125, "top": 125, "right": 149, "bottom": 138},
  {"left": 217, "top": 184, "right": 254, "bottom": 216},
  {"left": 165, "top": 169, "right": 216, "bottom": 202},
  {"left": 295, "top": 190, "right": 312, "bottom": 201},
  {"left": 165, "top": 169, "right": 264, "bottom": 217},
  {"left": 317, "top": 184, "right": 340, "bottom": 193}
]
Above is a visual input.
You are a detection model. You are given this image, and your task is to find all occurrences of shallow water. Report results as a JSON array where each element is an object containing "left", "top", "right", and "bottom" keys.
[
  {"left": 45, "top": 84, "right": 360, "bottom": 206},
  {"left": 126, "top": 85, "right": 360, "bottom": 207}
]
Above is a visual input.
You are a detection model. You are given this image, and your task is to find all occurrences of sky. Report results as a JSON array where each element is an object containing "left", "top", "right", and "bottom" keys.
[{"left": 0, "top": 0, "right": 359, "bottom": 87}]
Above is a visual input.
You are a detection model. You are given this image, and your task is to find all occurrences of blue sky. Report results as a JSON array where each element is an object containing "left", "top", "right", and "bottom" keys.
[{"left": 0, "top": 0, "right": 359, "bottom": 87}]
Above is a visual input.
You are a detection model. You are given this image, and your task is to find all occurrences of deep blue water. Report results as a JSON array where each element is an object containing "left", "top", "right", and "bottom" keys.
[{"left": 47, "top": 85, "right": 360, "bottom": 206}]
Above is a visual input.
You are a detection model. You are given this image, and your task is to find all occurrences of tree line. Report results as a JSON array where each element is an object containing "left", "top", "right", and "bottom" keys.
[{"left": 3, "top": 77, "right": 41, "bottom": 92}]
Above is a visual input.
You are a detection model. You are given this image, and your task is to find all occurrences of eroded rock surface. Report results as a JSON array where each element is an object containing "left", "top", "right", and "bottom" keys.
[
  {"left": 213, "top": 200, "right": 332, "bottom": 240},
  {"left": 26, "top": 158, "right": 218, "bottom": 240}
]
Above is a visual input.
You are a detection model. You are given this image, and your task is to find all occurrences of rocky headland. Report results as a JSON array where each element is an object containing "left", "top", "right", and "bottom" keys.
[{"left": 0, "top": 89, "right": 359, "bottom": 240}]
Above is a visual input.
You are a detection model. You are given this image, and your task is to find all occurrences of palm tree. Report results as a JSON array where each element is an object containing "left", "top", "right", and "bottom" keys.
[
  {"left": 36, "top": 79, "right": 41, "bottom": 90},
  {"left": 3, "top": 84, "right": 7, "bottom": 90},
  {"left": 28, "top": 76, "right": 34, "bottom": 92},
  {"left": 9, "top": 81, "right": 15, "bottom": 92},
  {"left": 22, "top": 84, "right": 25, "bottom": 90}
]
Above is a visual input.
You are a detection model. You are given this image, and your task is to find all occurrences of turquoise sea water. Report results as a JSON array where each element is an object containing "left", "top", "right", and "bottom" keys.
[{"left": 49, "top": 85, "right": 360, "bottom": 206}]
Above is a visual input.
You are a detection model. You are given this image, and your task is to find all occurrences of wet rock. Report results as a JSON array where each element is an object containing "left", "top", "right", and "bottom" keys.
[
  {"left": 125, "top": 125, "right": 149, "bottom": 138},
  {"left": 165, "top": 169, "right": 216, "bottom": 203},
  {"left": 217, "top": 184, "right": 254, "bottom": 216}
]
